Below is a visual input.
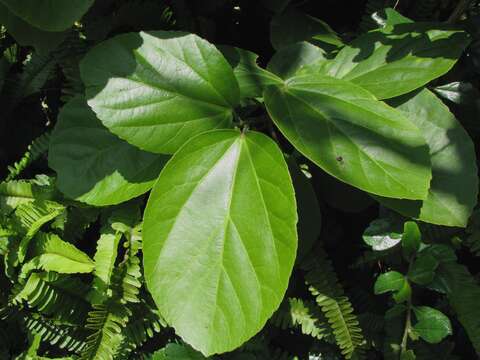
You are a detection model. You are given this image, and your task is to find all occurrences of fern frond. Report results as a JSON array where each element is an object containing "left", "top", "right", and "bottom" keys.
[
  {"left": 271, "top": 297, "right": 333, "bottom": 342},
  {"left": 19, "top": 232, "right": 94, "bottom": 281},
  {"left": 0, "top": 178, "right": 55, "bottom": 214},
  {"left": 302, "top": 249, "right": 365, "bottom": 359},
  {"left": 13, "top": 200, "right": 65, "bottom": 263},
  {"left": 13, "top": 272, "right": 90, "bottom": 325},
  {"left": 81, "top": 303, "right": 130, "bottom": 360},
  {"left": 6, "top": 132, "right": 51, "bottom": 181},
  {"left": 23, "top": 312, "right": 87, "bottom": 353}
]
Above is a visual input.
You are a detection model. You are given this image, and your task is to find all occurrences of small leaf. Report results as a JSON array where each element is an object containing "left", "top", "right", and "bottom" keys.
[
  {"left": 408, "top": 253, "right": 439, "bottom": 285},
  {"left": 374, "top": 89, "right": 478, "bottom": 227},
  {"left": 374, "top": 271, "right": 405, "bottom": 294},
  {"left": 151, "top": 343, "right": 206, "bottom": 359},
  {"left": 143, "top": 130, "right": 297, "bottom": 355},
  {"left": 402, "top": 221, "right": 421, "bottom": 258},
  {"left": 0, "top": 0, "right": 95, "bottom": 31},
  {"left": 49, "top": 96, "right": 168, "bottom": 206},
  {"left": 218, "top": 46, "right": 281, "bottom": 99},
  {"left": 412, "top": 306, "right": 452, "bottom": 344},
  {"left": 363, "top": 218, "right": 402, "bottom": 251},
  {"left": 80, "top": 31, "right": 240, "bottom": 154},
  {"left": 264, "top": 74, "right": 432, "bottom": 200}
]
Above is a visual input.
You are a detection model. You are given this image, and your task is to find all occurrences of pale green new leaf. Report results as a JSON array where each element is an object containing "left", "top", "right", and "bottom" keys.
[
  {"left": 264, "top": 75, "right": 432, "bottom": 200},
  {"left": 80, "top": 31, "right": 240, "bottom": 154},
  {"left": 374, "top": 89, "right": 478, "bottom": 227},
  {"left": 0, "top": 0, "right": 95, "bottom": 31},
  {"left": 218, "top": 46, "right": 282, "bottom": 99},
  {"left": 143, "top": 130, "right": 297, "bottom": 355},
  {"left": 49, "top": 96, "right": 168, "bottom": 206},
  {"left": 19, "top": 232, "right": 94, "bottom": 280},
  {"left": 319, "top": 24, "right": 470, "bottom": 99}
]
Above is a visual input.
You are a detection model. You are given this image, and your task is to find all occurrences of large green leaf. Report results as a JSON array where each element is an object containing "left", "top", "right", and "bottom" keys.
[
  {"left": 218, "top": 46, "right": 281, "bottom": 99},
  {"left": 80, "top": 31, "right": 240, "bottom": 154},
  {"left": 48, "top": 96, "right": 168, "bottom": 206},
  {"left": 143, "top": 130, "right": 297, "bottom": 355},
  {"left": 0, "top": 0, "right": 95, "bottom": 31},
  {"left": 374, "top": 89, "right": 478, "bottom": 227},
  {"left": 151, "top": 344, "right": 206, "bottom": 360},
  {"left": 264, "top": 75, "right": 432, "bottom": 200},
  {"left": 311, "top": 24, "right": 469, "bottom": 99}
]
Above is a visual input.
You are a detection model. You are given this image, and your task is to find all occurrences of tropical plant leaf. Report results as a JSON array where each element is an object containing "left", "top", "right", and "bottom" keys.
[
  {"left": 143, "top": 129, "right": 297, "bottom": 355},
  {"left": 264, "top": 74, "right": 432, "bottom": 199},
  {"left": 80, "top": 31, "right": 240, "bottom": 154},
  {"left": 314, "top": 23, "right": 470, "bottom": 99},
  {"left": 412, "top": 306, "right": 452, "bottom": 344}
]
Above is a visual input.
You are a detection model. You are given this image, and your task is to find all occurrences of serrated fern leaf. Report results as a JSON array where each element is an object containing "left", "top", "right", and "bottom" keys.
[
  {"left": 6, "top": 132, "right": 51, "bottom": 181},
  {"left": 302, "top": 249, "right": 365, "bottom": 359},
  {"left": 0, "top": 179, "right": 55, "bottom": 214},
  {"left": 13, "top": 200, "right": 65, "bottom": 263},
  {"left": 81, "top": 303, "right": 130, "bottom": 360},
  {"left": 19, "top": 232, "right": 94, "bottom": 280},
  {"left": 13, "top": 272, "right": 90, "bottom": 325},
  {"left": 271, "top": 297, "right": 333, "bottom": 342},
  {"left": 23, "top": 313, "right": 87, "bottom": 353}
]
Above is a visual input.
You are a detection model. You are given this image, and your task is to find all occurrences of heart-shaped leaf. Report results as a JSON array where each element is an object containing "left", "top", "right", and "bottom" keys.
[
  {"left": 143, "top": 130, "right": 297, "bottom": 355},
  {"left": 80, "top": 31, "right": 240, "bottom": 154},
  {"left": 264, "top": 75, "right": 432, "bottom": 200}
]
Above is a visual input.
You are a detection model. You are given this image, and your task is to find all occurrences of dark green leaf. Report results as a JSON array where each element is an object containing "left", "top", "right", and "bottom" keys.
[
  {"left": 80, "top": 31, "right": 240, "bottom": 154},
  {"left": 218, "top": 46, "right": 281, "bottom": 99},
  {"left": 270, "top": 8, "right": 343, "bottom": 51},
  {"left": 408, "top": 254, "right": 439, "bottom": 285},
  {"left": 267, "top": 41, "right": 327, "bottom": 79},
  {"left": 49, "top": 96, "right": 168, "bottom": 206},
  {"left": 264, "top": 74, "right": 432, "bottom": 199},
  {"left": 143, "top": 130, "right": 297, "bottom": 355},
  {"left": 0, "top": 0, "right": 95, "bottom": 31},
  {"left": 412, "top": 306, "right": 452, "bottom": 344},
  {"left": 402, "top": 221, "right": 421, "bottom": 258},
  {"left": 0, "top": 3, "right": 66, "bottom": 53}
]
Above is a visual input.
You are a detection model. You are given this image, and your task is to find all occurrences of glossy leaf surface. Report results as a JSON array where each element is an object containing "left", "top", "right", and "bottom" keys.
[
  {"left": 49, "top": 97, "right": 168, "bottom": 206},
  {"left": 412, "top": 306, "right": 452, "bottom": 344},
  {"left": 0, "top": 0, "right": 95, "bottom": 31},
  {"left": 375, "top": 89, "right": 478, "bottom": 227},
  {"left": 143, "top": 130, "right": 297, "bottom": 355},
  {"left": 80, "top": 31, "right": 240, "bottom": 154},
  {"left": 264, "top": 75, "right": 432, "bottom": 200},
  {"left": 315, "top": 24, "right": 470, "bottom": 99}
]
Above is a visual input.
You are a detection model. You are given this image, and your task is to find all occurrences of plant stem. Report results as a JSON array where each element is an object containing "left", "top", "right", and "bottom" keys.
[
  {"left": 448, "top": 0, "right": 472, "bottom": 23},
  {"left": 400, "top": 298, "right": 412, "bottom": 356}
]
